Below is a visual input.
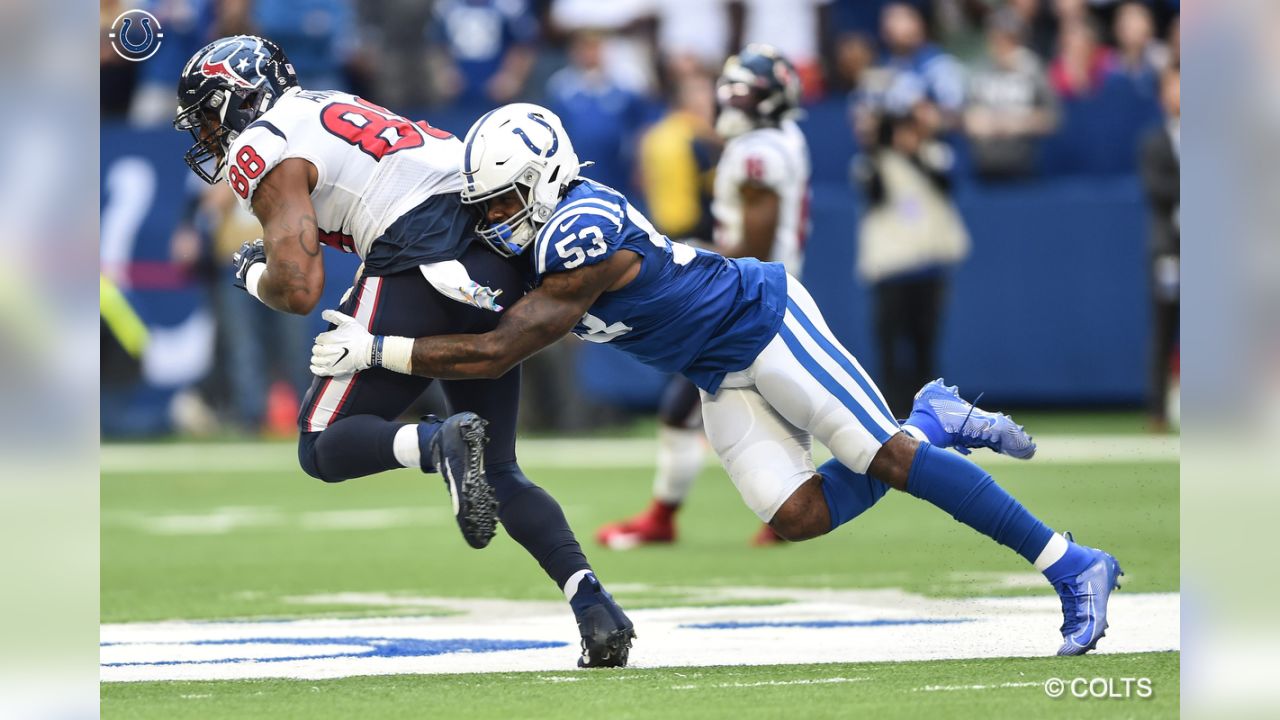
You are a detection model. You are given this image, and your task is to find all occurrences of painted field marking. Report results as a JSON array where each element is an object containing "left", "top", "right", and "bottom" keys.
[
  {"left": 100, "top": 588, "right": 1179, "bottom": 683},
  {"left": 915, "top": 681, "right": 1045, "bottom": 692},
  {"left": 101, "top": 435, "right": 1177, "bottom": 475},
  {"left": 671, "top": 677, "right": 870, "bottom": 690},
  {"left": 102, "top": 506, "right": 448, "bottom": 535}
]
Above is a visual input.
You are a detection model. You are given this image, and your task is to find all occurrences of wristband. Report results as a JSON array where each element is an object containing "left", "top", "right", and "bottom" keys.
[
  {"left": 371, "top": 334, "right": 414, "bottom": 375},
  {"left": 246, "top": 262, "right": 267, "bottom": 302}
]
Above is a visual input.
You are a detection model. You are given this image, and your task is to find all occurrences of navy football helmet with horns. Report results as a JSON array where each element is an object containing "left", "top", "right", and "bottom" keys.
[
  {"left": 174, "top": 35, "right": 298, "bottom": 184},
  {"left": 714, "top": 44, "right": 802, "bottom": 140}
]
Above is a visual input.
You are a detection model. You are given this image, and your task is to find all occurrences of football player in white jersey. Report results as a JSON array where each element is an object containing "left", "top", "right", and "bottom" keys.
[
  {"left": 311, "top": 103, "right": 1124, "bottom": 657},
  {"left": 596, "top": 45, "right": 812, "bottom": 549},
  {"left": 173, "top": 36, "right": 634, "bottom": 667}
]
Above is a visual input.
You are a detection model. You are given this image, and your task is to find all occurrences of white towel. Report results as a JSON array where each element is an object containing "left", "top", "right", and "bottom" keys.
[{"left": 419, "top": 260, "right": 504, "bottom": 312}]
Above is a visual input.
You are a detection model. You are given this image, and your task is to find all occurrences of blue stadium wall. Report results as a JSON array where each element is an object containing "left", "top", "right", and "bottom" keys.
[{"left": 101, "top": 94, "right": 1156, "bottom": 431}]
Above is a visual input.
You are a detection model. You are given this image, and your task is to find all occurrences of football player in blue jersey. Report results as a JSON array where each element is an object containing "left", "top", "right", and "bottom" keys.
[{"left": 311, "top": 103, "right": 1124, "bottom": 656}]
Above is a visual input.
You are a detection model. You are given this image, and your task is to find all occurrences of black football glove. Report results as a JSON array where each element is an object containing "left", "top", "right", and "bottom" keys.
[{"left": 231, "top": 238, "right": 266, "bottom": 292}]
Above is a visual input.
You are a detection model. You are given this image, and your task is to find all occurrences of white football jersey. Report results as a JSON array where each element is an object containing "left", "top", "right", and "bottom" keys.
[
  {"left": 711, "top": 119, "right": 811, "bottom": 277},
  {"left": 225, "top": 88, "right": 464, "bottom": 261}
]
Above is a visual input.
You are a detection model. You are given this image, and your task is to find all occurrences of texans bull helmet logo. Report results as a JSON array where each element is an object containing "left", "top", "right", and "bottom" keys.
[{"left": 199, "top": 38, "right": 271, "bottom": 89}]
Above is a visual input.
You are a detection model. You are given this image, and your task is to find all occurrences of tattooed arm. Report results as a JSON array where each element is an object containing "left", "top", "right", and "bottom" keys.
[
  {"left": 405, "top": 250, "right": 638, "bottom": 379},
  {"left": 249, "top": 158, "right": 325, "bottom": 315}
]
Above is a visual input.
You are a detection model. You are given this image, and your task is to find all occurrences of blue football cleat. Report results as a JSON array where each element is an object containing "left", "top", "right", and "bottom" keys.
[
  {"left": 907, "top": 379, "right": 1037, "bottom": 459},
  {"left": 1053, "top": 533, "right": 1124, "bottom": 656},
  {"left": 422, "top": 412, "right": 498, "bottom": 549},
  {"left": 570, "top": 573, "right": 636, "bottom": 668}
]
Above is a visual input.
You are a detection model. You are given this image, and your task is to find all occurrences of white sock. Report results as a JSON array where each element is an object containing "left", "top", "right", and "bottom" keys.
[
  {"left": 902, "top": 423, "right": 930, "bottom": 443},
  {"left": 392, "top": 424, "right": 421, "bottom": 469},
  {"left": 562, "top": 568, "right": 591, "bottom": 601},
  {"left": 653, "top": 425, "right": 707, "bottom": 505},
  {"left": 1033, "top": 532, "right": 1070, "bottom": 572}
]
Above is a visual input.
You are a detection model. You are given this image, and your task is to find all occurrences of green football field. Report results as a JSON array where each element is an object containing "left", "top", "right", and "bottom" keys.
[{"left": 101, "top": 413, "right": 1179, "bottom": 718}]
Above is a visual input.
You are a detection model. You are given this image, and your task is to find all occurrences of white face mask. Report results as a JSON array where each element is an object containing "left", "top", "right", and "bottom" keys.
[{"left": 715, "top": 107, "right": 755, "bottom": 139}]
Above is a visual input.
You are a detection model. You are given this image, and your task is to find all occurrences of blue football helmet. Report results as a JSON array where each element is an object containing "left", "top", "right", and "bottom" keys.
[{"left": 174, "top": 35, "right": 298, "bottom": 184}]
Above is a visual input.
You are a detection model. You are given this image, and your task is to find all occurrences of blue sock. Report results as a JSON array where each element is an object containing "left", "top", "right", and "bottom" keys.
[
  {"left": 904, "top": 442, "right": 1053, "bottom": 564},
  {"left": 818, "top": 459, "right": 890, "bottom": 531},
  {"left": 903, "top": 408, "right": 948, "bottom": 446}
]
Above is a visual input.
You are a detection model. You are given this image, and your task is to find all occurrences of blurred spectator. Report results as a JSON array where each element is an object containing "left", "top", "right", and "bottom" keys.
[
  {"left": 171, "top": 182, "right": 311, "bottom": 435},
  {"left": 254, "top": 0, "right": 359, "bottom": 89},
  {"left": 1048, "top": 18, "right": 1113, "bottom": 99},
  {"left": 1109, "top": 0, "right": 1169, "bottom": 94},
  {"left": 867, "top": 2, "right": 968, "bottom": 135},
  {"left": 1010, "top": 0, "right": 1060, "bottom": 59},
  {"left": 638, "top": 68, "right": 720, "bottom": 240},
  {"left": 834, "top": 32, "right": 877, "bottom": 97},
  {"left": 100, "top": 1, "right": 138, "bottom": 118},
  {"left": 126, "top": 0, "right": 232, "bottom": 126},
  {"left": 356, "top": 0, "right": 437, "bottom": 109},
  {"left": 732, "top": 0, "right": 832, "bottom": 100},
  {"left": 429, "top": 0, "right": 539, "bottom": 109},
  {"left": 964, "top": 9, "right": 1058, "bottom": 180},
  {"left": 1139, "top": 66, "right": 1179, "bottom": 431},
  {"left": 1054, "top": 0, "right": 1090, "bottom": 25},
  {"left": 648, "top": 0, "right": 732, "bottom": 87},
  {"left": 853, "top": 112, "right": 970, "bottom": 416},
  {"left": 546, "top": 30, "right": 656, "bottom": 194},
  {"left": 550, "top": 0, "right": 658, "bottom": 93}
]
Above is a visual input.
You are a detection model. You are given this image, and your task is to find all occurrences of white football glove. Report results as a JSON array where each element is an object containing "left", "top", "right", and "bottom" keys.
[{"left": 310, "top": 309, "right": 374, "bottom": 377}]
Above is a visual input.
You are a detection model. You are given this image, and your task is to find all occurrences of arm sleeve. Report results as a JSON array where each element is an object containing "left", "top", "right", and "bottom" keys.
[
  {"left": 226, "top": 122, "right": 291, "bottom": 213},
  {"left": 533, "top": 205, "right": 626, "bottom": 277}
]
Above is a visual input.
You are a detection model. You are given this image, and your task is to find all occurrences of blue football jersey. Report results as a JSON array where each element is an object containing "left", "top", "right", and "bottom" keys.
[{"left": 531, "top": 179, "right": 789, "bottom": 393}]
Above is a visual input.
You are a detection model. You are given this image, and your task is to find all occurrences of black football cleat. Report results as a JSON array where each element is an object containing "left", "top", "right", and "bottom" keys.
[
  {"left": 571, "top": 573, "right": 636, "bottom": 668},
  {"left": 424, "top": 412, "right": 497, "bottom": 549}
]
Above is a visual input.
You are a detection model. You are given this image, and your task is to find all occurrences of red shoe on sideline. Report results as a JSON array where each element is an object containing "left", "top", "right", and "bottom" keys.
[{"left": 596, "top": 500, "right": 677, "bottom": 550}]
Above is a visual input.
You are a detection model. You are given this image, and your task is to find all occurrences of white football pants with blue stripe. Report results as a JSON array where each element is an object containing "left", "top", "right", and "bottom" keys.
[{"left": 701, "top": 275, "right": 901, "bottom": 522}]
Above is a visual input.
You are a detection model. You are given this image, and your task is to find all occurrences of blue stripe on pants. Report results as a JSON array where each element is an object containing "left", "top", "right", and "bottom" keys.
[
  {"left": 778, "top": 324, "right": 895, "bottom": 444},
  {"left": 785, "top": 298, "right": 897, "bottom": 428}
]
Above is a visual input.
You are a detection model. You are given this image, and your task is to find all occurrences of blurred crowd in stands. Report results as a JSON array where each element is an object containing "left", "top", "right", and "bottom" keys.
[
  {"left": 100, "top": 0, "right": 1180, "bottom": 436},
  {"left": 102, "top": 0, "right": 1179, "bottom": 182}
]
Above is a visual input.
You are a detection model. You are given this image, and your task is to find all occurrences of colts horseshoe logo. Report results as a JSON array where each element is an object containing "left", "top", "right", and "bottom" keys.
[{"left": 107, "top": 10, "right": 165, "bottom": 62}]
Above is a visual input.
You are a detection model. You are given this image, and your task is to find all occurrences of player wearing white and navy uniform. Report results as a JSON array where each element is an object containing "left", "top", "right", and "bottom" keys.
[
  {"left": 712, "top": 118, "right": 810, "bottom": 277},
  {"left": 176, "top": 37, "right": 635, "bottom": 667},
  {"left": 227, "top": 88, "right": 472, "bottom": 274}
]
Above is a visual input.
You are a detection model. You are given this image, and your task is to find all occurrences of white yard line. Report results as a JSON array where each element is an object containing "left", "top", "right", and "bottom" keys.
[
  {"left": 671, "top": 677, "right": 870, "bottom": 690},
  {"left": 100, "top": 588, "right": 1179, "bottom": 683},
  {"left": 915, "top": 681, "right": 1044, "bottom": 692},
  {"left": 101, "top": 435, "right": 1177, "bottom": 475}
]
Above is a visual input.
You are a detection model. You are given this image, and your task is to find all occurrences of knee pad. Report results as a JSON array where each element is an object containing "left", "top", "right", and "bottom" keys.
[{"left": 297, "top": 431, "right": 336, "bottom": 482}]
